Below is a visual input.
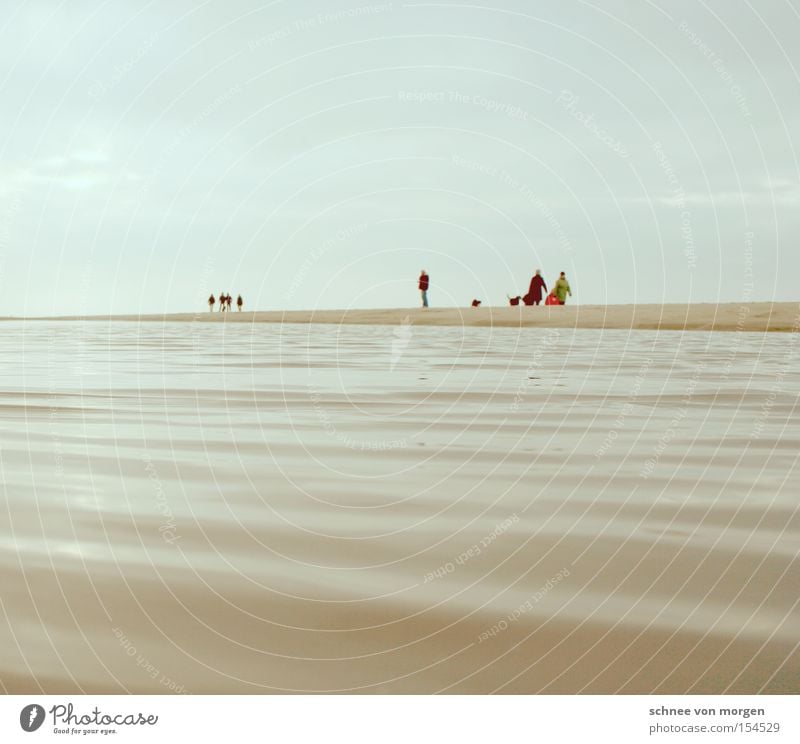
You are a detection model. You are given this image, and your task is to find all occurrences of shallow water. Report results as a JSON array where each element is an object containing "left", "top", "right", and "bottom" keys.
[{"left": 1, "top": 321, "right": 798, "bottom": 693}]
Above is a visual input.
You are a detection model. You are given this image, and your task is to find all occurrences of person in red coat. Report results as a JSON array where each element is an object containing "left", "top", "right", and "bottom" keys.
[
  {"left": 418, "top": 270, "right": 429, "bottom": 308},
  {"left": 523, "top": 269, "right": 547, "bottom": 306}
]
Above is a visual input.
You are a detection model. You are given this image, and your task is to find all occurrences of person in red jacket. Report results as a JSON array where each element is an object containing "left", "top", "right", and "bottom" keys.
[
  {"left": 523, "top": 269, "right": 547, "bottom": 306},
  {"left": 418, "top": 270, "right": 429, "bottom": 308}
]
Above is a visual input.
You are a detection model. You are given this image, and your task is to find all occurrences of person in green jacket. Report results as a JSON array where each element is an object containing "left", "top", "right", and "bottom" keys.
[{"left": 554, "top": 272, "right": 572, "bottom": 305}]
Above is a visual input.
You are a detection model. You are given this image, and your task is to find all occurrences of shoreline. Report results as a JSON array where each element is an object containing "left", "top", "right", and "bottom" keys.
[
  {"left": 2, "top": 307, "right": 798, "bottom": 693},
  {"left": 4, "top": 302, "right": 799, "bottom": 333}
]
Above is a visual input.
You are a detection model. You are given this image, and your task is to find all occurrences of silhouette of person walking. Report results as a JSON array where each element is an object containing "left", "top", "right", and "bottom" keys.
[
  {"left": 418, "top": 270, "right": 429, "bottom": 308},
  {"left": 554, "top": 272, "right": 572, "bottom": 305},
  {"left": 208, "top": 294, "right": 215, "bottom": 312},
  {"left": 237, "top": 295, "right": 243, "bottom": 312},
  {"left": 524, "top": 269, "right": 547, "bottom": 306}
]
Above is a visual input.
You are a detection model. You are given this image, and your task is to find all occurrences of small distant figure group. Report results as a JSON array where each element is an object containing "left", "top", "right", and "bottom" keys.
[
  {"left": 208, "top": 293, "right": 243, "bottom": 312},
  {"left": 516, "top": 270, "right": 572, "bottom": 306},
  {"left": 414, "top": 267, "right": 572, "bottom": 308}
]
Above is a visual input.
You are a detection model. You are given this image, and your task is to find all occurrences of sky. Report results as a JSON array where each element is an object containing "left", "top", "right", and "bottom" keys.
[{"left": 0, "top": 0, "right": 798, "bottom": 314}]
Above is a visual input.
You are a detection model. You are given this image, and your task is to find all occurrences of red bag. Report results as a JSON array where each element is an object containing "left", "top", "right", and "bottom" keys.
[{"left": 545, "top": 293, "right": 559, "bottom": 306}]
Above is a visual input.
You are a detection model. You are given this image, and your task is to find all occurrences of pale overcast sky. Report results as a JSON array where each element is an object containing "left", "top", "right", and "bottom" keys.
[{"left": 1, "top": 0, "right": 798, "bottom": 314}]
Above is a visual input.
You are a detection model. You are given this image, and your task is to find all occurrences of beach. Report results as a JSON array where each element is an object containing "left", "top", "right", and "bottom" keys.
[
  {"left": 14, "top": 301, "right": 800, "bottom": 333},
  {"left": 1, "top": 318, "right": 798, "bottom": 693}
]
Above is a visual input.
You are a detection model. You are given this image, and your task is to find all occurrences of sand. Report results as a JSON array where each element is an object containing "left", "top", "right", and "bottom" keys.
[
  {"left": 1, "top": 319, "right": 798, "bottom": 694},
  {"left": 10, "top": 301, "right": 800, "bottom": 333}
]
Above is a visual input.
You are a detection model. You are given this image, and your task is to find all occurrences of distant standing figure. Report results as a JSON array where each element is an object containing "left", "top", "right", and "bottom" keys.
[
  {"left": 418, "top": 270, "right": 429, "bottom": 308},
  {"left": 208, "top": 294, "right": 215, "bottom": 312},
  {"left": 226, "top": 294, "right": 232, "bottom": 311},
  {"left": 523, "top": 269, "right": 547, "bottom": 306},
  {"left": 237, "top": 295, "right": 243, "bottom": 312},
  {"left": 554, "top": 272, "right": 572, "bottom": 305},
  {"left": 219, "top": 292, "right": 226, "bottom": 311}
]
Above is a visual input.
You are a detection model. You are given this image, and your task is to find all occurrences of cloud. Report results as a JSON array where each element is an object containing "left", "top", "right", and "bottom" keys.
[{"left": 10, "top": 149, "right": 114, "bottom": 192}]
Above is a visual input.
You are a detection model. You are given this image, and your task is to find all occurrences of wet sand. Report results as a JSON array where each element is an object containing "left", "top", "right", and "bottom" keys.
[
  {"left": 12, "top": 301, "right": 800, "bottom": 333},
  {"left": 1, "top": 321, "right": 798, "bottom": 693}
]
